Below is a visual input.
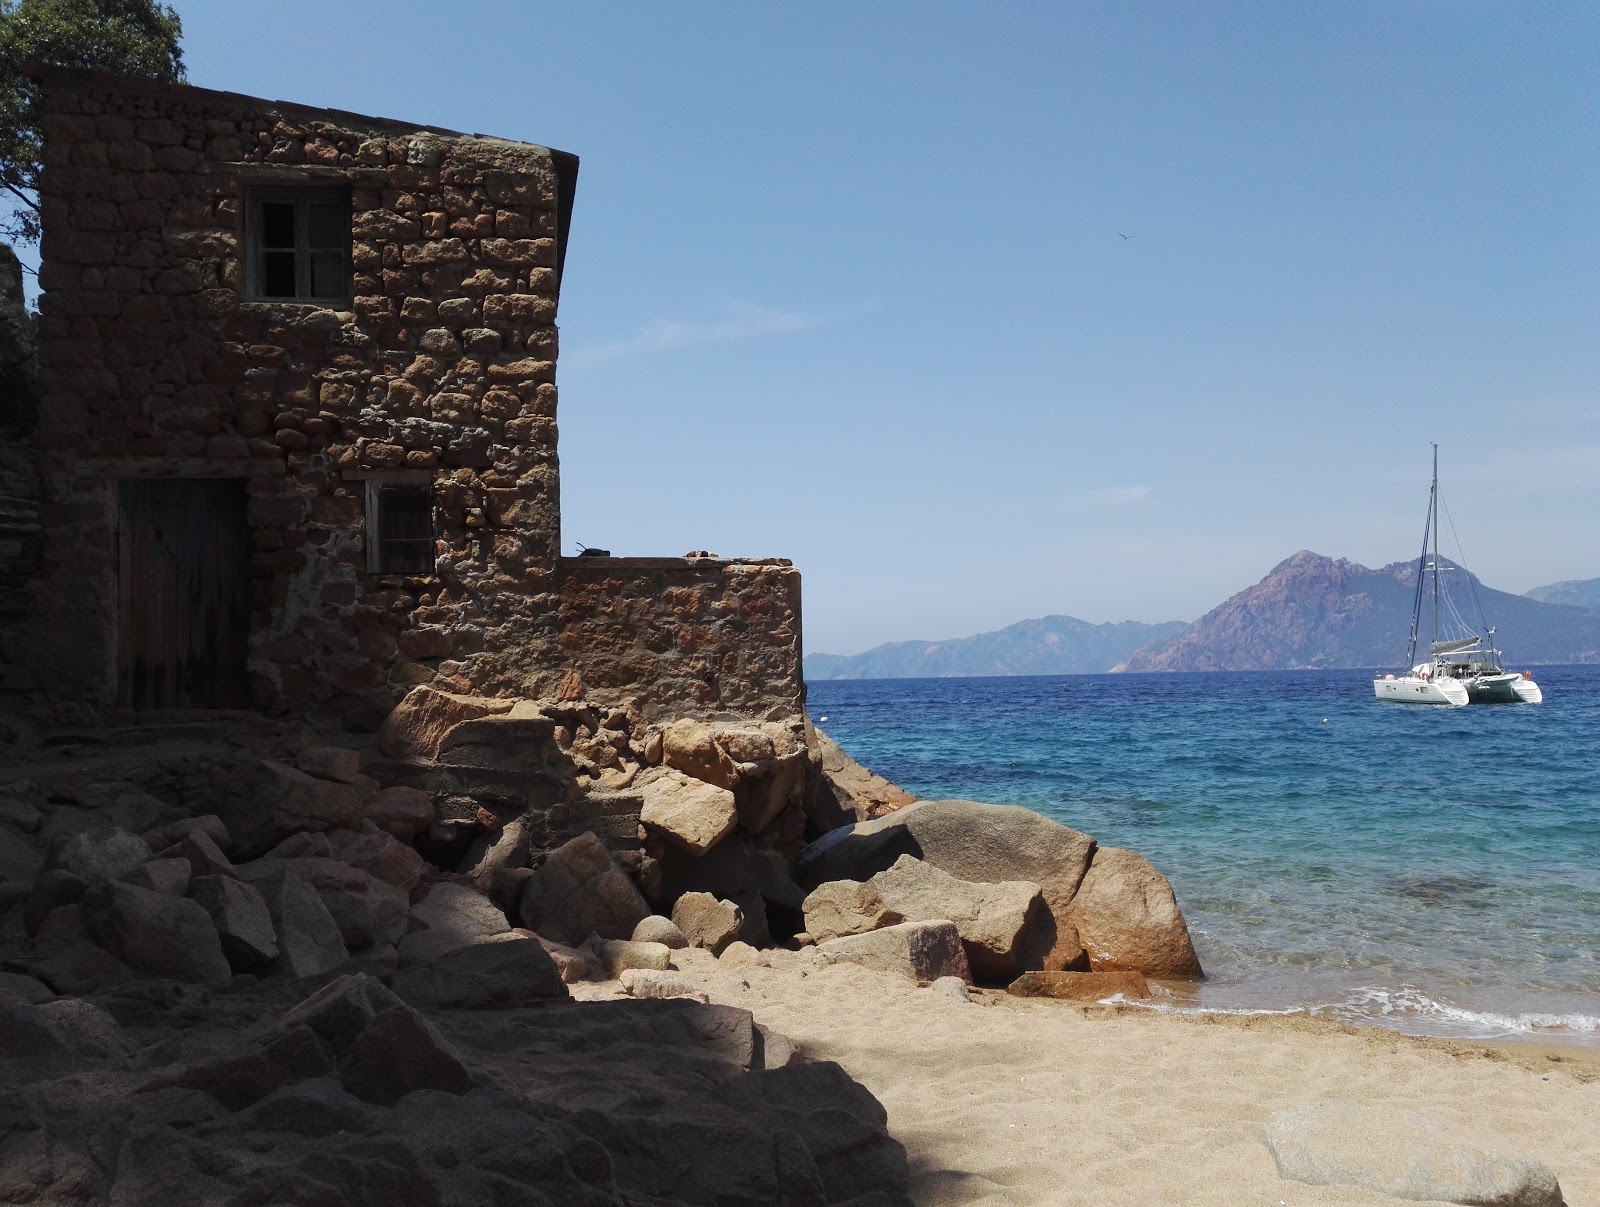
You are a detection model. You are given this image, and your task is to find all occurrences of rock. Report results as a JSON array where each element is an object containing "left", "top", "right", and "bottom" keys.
[
  {"left": 637, "top": 766, "right": 737, "bottom": 855},
  {"left": 213, "top": 759, "right": 365, "bottom": 859},
  {"left": 0, "top": 825, "right": 41, "bottom": 881},
  {"left": 118, "top": 855, "right": 192, "bottom": 896},
  {"left": 342, "top": 1002, "right": 475, "bottom": 1104},
  {"left": 375, "top": 684, "right": 514, "bottom": 759},
  {"left": 802, "top": 878, "right": 900, "bottom": 943},
  {"left": 631, "top": 914, "right": 688, "bottom": 948},
  {"left": 1006, "top": 970, "right": 1152, "bottom": 1001},
  {"left": 1067, "top": 845, "right": 1203, "bottom": 978},
  {"left": 47, "top": 826, "right": 152, "bottom": 883},
  {"left": 325, "top": 827, "right": 427, "bottom": 890},
  {"left": 0, "top": 971, "right": 54, "bottom": 1003},
  {"left": 252, "top": 865, "right": 349, "bottom": 978},
  {"left": 714, "top": 1060, "right": 911, "bottom": 1202},
  {"left": 80, "top": 879, "right": 232, "bottom": 984},
  {"left": 815, "top": 919, "right": 971, "bottom": 983},
  {"left": 661, "top": 717, "right": 739, "bottom": 788},
  {"left": 518, "top": 830, "right": 650, "bottom": 945},
  {"left": 718, "top": 940, "right": 763, "bottom": 968},
  {"left": 457, "top": 813, "right": 532, "bottom": 889},
  {"left": 796, "top": 799, "right": 1194, "bottom": 975},
  {"left": 598, "top": 939, "right": 672, "bottom": 976},
  {"left": 391, "top": 938, "right": 569, "bottom": 1010},
  {"left": 23, "top": 867, "right": 87, "bottom": 936},
  {"left": 162, "top": 1023, "right": 336, "bottom": 1110},
  {"left": 364, "top": 784, "right": 436, "bottom": 841},
  {"left": 1261, "top": 1100, "right": 1563, "bottom": 1207},
  {"left": 669, "top": 945, "right": 720, "bottom": 973},
  {"left": 1, "top": 991, "right": 126, "bottom": 1085},
  {"left": 755, "top": 1022, "right": 800, "bottom": 1067},
  {"left": 671, "top": 891, "right": 744, "bottom": 954},
  {"left": 239, "top": 856, "right": 408, "bottom": 950},
  {"left": 141, "top": 814, "right": 231, "bottom": 854},
  {"left": 30, "top": 941, "right": 134, "bottom": 995},
  {"left": 189, "top": 874, "right": 279, "bottom": 970},
  {"left": 36, "top": 997, "right": 136, "bottom": 1059},
  {"left": 411, "top": 881, "right": 509, "bottom": 941},
  {"left": 531, "top": 934, "right": 594, "bottom": 982},
  {"left": 0, "top": 783, "right": 44, "bottom": 833},
  {"left": 267, "top": 831, "right": 335, "bottom": 859},
  {"left": 809, "top": 726, "right": 917, "bottom": 824},
  {"left": 809, "top": 854, "right": 1056, "bottom": 981},
  {"left": 928, "top": 975, "right": 972, "bottom": 1004},
  {"left": 619, "top": 968, "right": 711, "bottom": 1001},
  {"left": 165, "top": 828, "right": 237, "bottom": 880},
  {"left": 295, "top": 745, "right": 361, "bottom": 783}
]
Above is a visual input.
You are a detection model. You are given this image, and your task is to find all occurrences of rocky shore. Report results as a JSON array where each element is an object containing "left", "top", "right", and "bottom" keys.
[{"left": 1, "top": 688, "right": 1589, "bottom": 1206}]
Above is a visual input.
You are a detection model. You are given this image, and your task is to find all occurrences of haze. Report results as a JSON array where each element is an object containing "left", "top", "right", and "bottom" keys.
[{"left": 43, "top": 2, "right": 1600, "bottom": 655}]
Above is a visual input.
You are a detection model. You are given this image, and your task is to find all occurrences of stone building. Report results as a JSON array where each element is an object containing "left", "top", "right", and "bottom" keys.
[{"left": 15, "top": 67, "right": 802, "bottom": 727}]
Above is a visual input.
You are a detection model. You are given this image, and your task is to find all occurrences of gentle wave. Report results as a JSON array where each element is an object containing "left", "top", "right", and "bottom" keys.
[
  {"left": 1331, "top": 985, "right": 1600, "bottom": 1039},
  {"left": 1107, "top": 985, "right": 1600, "bottom": 1043}
]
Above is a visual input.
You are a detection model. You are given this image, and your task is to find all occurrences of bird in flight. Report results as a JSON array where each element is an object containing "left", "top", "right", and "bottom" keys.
[{"left": 1119, "top": 233, "right": 1133, "bottom": 240}]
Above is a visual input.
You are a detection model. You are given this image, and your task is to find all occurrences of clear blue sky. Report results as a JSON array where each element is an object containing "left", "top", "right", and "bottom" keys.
[{"left": 44, "top": 3, "right": 1600, "bottom": 652}]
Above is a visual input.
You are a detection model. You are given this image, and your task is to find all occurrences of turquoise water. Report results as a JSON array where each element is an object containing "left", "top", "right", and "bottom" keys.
[{"left": 807, "top": 667, "right": 1600, "bottom": 1044}]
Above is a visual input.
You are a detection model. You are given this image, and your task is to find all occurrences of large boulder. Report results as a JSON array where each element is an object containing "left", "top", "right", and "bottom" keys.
[
  {"left": 251, "top": 865, "right": 349, "bottom": 978},
  {"left": 189, "top": 874, "right": 278, "bottom": 971},
  {"left": 671, "top": 892, "right": 744, "bottom": 955},
  {"left": 1261, "top": 1100, "right": 1563, "bottom": 1207},
  {"left": 240, "top": 856, "right": 408, "bottom": 950},
  {"left": 399, "top": 882, "right": 509, "bottom": 965},
  {"left": 518, "top": 831, "right": 650, "bottom": 945},
  {"left": 363, "top": 785, "right": 436, "bottom": 842},
  {"left": 662, "top": 718, "right": 809, "bottom": 834},
  {"left": 47, "top": 827, "right": 152, "bottom": 884},
  {"left": 80, "top": 880, "right": 232, "bottom": 984},
  {"left": 638, "top": 766, "right": 737, "bottom": 855},
  {"left": 814, "top": 919, "right": 971, "bottom": 983},
  {"left": 797, "top": 799, "right": 1198, "bottom": 979},
  {"left": 325, "top": 827, "right": 427, "bottom": 891},
  {"left": 212, "top": 760, "right": 365, "bottom": 860},
  {"left": 804, "top": 855, "right": 1055, "bottom": 981},
  {"left": 1067, "top": 846, "right": 1202, "bottom": 978},
  {"left": 376, "top": 684, "right": 514, "bottom": 760},
  {"left": 809, "top": 726, "right": 917, "bottom": 825},
  {"left": 391, "top": 938, "right": 569, "bottom": 1010}
]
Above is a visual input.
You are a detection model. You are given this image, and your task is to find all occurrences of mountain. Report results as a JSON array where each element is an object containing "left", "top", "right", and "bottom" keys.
[
  {"left": 1119, "top": 550, "right": 1600, "bottom": 671},
  {"left": 1524, "top": 576, "right": 1600, "bottom": 609},
  {"left": 805, "top": 616, "right": 1190, "bottom": 680}
]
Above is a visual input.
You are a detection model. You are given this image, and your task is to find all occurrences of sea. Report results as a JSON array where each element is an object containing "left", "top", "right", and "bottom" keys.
[{"left": 806, "top": 666, "right": 1600, "bottom": 1047}]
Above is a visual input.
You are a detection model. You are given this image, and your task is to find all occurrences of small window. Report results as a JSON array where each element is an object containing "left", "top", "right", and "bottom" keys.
[
  {"left": 247, "top": 188, "right": 351, "bottom": 303},
  {"left": 365, "top": 480, "right": 434, "bottom": 574}
]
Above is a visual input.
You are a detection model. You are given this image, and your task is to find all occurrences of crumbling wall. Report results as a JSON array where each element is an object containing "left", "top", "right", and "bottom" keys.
[
  {"left": 28, "top": 68, "right": 571, "bottom": 721},
  {"left": 0, "top": 245, "right": 41, "bottom": 697}
]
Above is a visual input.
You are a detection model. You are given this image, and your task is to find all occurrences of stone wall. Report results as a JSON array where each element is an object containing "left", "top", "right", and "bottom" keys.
[
  {"left": 26, "top": 68, "right": 574, "bottom": 721},
  {"left": 526, "top": 557, "right": 805, "bottom": 723}
]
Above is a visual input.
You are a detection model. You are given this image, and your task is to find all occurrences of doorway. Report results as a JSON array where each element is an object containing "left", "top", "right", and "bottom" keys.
[{"left": 117, "top": 478, "right": 252, "bottom": 709}]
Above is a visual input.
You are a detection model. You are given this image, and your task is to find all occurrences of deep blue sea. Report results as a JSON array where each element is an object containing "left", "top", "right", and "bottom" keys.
[{"left": 807, "top": 667, "right": 1600, "bottom": 1045}]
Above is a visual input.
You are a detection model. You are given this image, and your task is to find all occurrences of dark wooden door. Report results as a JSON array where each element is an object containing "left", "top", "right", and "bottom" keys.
[{"left": 118, "top": 478, "right": 252, "bottom": 709}]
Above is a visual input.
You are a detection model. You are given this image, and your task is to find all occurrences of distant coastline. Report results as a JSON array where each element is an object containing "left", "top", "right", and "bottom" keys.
[{"left": 808, "top": 553, "right": 1600, "bottom": 678}]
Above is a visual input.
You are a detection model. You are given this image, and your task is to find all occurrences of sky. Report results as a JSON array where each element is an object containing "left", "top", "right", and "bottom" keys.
[{"left": 22, "top": 2, "right": 1600, "bottom": 654}]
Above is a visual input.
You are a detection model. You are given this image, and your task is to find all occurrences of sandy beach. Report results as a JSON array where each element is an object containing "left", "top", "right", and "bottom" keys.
[{"left": 577, "top": 953, "right": 1600, "bottom": 1207}]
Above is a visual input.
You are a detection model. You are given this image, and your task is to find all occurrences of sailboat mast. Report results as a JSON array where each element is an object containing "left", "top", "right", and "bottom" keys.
[{"left": 1430, "top": 443, "right": 1439, "bottom": 656}]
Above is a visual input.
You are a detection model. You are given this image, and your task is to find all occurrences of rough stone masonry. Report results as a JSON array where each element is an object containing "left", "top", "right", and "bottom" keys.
[{"left": 12, "top": 67, "right": 802, "bottom": 728}]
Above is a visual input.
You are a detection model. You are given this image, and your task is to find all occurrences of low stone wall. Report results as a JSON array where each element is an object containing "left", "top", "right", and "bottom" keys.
[{"left": 530, "top": 556, "right": 804, "bottom": 722}]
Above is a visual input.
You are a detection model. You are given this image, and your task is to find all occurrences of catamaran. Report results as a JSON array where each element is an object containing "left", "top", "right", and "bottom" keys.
[{"left": 1373, "top": 446, "right": 1542, "bottom": 706}]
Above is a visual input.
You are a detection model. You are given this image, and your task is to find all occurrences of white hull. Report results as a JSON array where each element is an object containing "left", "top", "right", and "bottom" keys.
[{"left": 1374, "top": 675, "right": 1469, "bottom": 706}]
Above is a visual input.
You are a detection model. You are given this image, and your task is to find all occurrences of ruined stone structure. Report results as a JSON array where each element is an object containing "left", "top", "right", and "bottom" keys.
[{"left": 15, "top": 68, "right": 803, "bottom": 726}]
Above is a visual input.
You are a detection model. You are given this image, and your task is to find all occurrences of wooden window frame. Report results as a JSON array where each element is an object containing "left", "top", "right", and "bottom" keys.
[
  {"left": 244, "top": 187, "right": 352, "bottom": 304},
  {"left": 363, "top": 476, "right": 436, "bottom": 575}
]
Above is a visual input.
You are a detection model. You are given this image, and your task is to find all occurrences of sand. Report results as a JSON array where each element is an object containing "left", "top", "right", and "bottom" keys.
[{"left": 574, "top": 953, "right": 1600, "bottom": 1206}]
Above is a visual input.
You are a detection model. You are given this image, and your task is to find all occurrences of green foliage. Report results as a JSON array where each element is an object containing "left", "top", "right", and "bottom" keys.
[{"left": 0, "top": 0, "right": 185, "bottom": 243}]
